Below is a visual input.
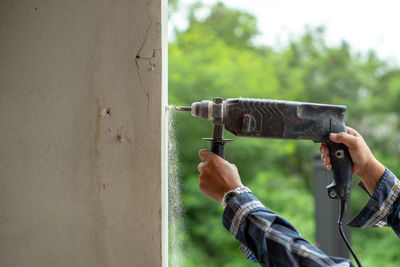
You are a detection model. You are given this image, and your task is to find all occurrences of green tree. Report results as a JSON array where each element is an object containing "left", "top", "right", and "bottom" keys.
[{"left": 188, "top": 2, "right": 259, "bottom": 48}]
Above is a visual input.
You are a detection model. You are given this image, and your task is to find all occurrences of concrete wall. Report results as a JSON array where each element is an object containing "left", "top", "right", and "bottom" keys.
[{"left": 0, "top": 1, "right": 166, "bottom": 266}]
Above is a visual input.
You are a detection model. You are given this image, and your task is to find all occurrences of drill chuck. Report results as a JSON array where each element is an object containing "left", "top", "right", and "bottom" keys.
[
  {"left": 191, "top": 100, "right": 213, "bottom": 120},
  {"left": 176, "top": 98, "right": 229, "bottom": 158},
  {"left": 173, "top": 100, "right": 214, "bottom": 120}
]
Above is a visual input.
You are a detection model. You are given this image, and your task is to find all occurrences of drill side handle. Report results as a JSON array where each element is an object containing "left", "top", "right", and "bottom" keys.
[
  {"left": 211, "top": 141, "right": 226, "bottom": 158},
  {"left": 325, "top": 141, "right": 353, "bottom": 200},
  {"left": 203, "top": 138, "right": 232, "bottom": 159}
]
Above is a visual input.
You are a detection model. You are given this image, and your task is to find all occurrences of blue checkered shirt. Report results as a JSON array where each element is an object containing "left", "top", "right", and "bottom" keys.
[{"left": 222, "top": 168, "right": 400, "bottom": 266}]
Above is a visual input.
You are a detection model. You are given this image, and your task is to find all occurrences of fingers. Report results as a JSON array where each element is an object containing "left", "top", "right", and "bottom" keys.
[
  {"left": 198, "top": 149, "right": 220, "bottom": 174},
  {"left": 197, "top": 162, "right": 206, "bottom": 174},
  {"left": 325, "top": 164, "right": 332, "bottom": 171},
  {"left": 198, "top": 149, "right": 211, "bottom": 174},
  {"left": 319, "top": 143, "right": 327, "bottom": 153},
  {"left": 329, "top": 132, "right": 359, "bottom": 149},
  {"left": 319, "top": 143, "right": 332, "bottom": 171},
  {"left": 320, "top": 152, "right": 332, "bottom": 170},
  {"left": 198, "top": 149, "right": 213, "bottom": 161},
  {"left": 321, "top": 156, "right": 332, "bottom": 170},
  {"left": 346, "top": 126, "right": 361, "bottom": 137},
  {"left": 319, "top": 143, "right": 329, "bottom": 159}
]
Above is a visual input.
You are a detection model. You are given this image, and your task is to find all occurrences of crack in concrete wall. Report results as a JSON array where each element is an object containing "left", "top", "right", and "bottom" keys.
[
  {"left": 135, "top": 1, "right": 153, "bottom": 119},
  {"left": 135, "top": 0, "right": 162, "bottom": 124}
]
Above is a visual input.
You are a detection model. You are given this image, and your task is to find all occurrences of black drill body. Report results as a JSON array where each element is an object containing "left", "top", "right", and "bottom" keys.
[{"left": 225, "top": 98, "right": 344, "bottom": 141}]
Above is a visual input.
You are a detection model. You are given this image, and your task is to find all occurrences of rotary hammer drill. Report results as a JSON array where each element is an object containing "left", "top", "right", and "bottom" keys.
[{"left": 174, "top": 97, "right": 360, "bottom": 265}]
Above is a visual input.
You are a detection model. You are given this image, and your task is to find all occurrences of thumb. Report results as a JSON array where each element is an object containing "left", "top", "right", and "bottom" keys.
[
  {"left": 329, "top": 132, "right": 358, "bottom": 148},
  {"left": 198, "top": 149, "right": 213, "bottom": 161}
]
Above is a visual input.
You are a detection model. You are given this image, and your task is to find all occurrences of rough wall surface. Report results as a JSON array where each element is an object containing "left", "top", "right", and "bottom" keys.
[{"left": 0, "top": 0, "right": 164, "bottom": 266}]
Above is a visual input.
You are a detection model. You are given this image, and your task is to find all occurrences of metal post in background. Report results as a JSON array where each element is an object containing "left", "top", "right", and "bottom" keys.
[{"left": 314, "top": 154, "right": 350, "bottom": 258}]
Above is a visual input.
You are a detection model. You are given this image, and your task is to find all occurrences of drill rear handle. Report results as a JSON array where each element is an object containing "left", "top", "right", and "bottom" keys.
[{"left": 325, "top": 140, "right": 353, "bottom": 200}]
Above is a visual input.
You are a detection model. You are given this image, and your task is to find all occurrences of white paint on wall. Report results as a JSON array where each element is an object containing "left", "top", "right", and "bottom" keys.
[{"left": 0, "top": 0, "right": 165, "bottom": 266}]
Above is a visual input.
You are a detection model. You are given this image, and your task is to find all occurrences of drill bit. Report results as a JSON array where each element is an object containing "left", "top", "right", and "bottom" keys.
[{"left": 173, "top": 106, "right": 192, "bottom": 111}]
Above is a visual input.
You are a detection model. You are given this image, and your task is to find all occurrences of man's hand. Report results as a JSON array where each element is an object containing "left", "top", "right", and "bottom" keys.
[
  {"left": 198, "top": 149, "right": 243, "bottom": 203},
  {"left": 320, "top": 126, "right": 385, "bottom": 194}
]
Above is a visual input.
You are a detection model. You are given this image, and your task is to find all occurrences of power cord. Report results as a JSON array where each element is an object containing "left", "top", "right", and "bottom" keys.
[{"left": 338, "top": 200, "right": 362, "bottom": 267}]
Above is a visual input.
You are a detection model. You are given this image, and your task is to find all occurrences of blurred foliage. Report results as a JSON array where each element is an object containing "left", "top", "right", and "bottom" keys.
[
  {"left": 188, "top": 2, "right": 259, "bottom": 49},
  {"left": 168, "top": 0, "right": 179, "bottom": 17},
  {"left": 169, "top": 2, "right": 400, "bottom": 267}
]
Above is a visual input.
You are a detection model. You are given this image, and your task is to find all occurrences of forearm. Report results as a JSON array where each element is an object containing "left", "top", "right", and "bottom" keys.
[
  {"left": 223, "top": 193, "right": 353, "bottom": 267},
  {"left": 357, "top": 158, "right": 386, "bottom": 195}
]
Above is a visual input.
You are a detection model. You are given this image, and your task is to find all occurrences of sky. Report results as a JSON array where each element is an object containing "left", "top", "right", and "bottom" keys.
[{"left": 170, "top": 0, "right": 400, "bottom": 65}]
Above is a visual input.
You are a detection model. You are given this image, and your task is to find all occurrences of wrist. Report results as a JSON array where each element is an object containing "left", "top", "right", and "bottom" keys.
[
  {"left": 358, "top": 158, "right": 385, "bottom": 194},
  {"left": 221, "top": 186, "right": 251, "bottom": 209}
]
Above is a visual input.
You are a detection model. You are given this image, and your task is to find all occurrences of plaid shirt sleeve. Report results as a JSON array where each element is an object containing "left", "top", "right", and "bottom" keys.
[
  {"left": 222, "top": 192, "right": 353, "bottom": 267},
  {"left": 347, "top": 168, "right": 400, "bottom": 236}
]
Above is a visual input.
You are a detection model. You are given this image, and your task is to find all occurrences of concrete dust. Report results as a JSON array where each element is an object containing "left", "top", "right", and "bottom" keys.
[{"left": 167, "top": 109, "right": 185, "bottom": 267}]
